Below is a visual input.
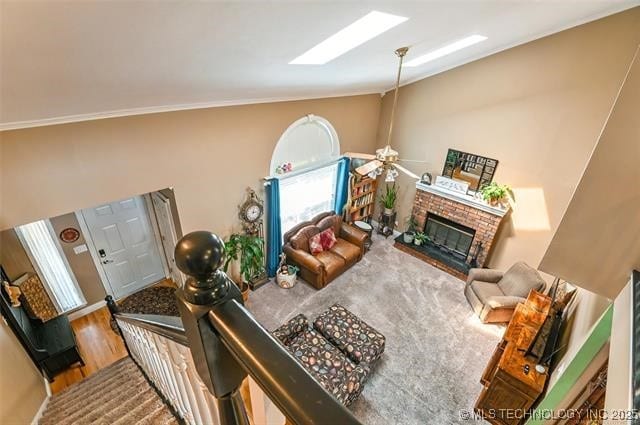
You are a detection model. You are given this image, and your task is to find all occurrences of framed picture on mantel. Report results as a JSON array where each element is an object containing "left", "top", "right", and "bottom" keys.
[{"left": 442, "top": 149, "right": 498, "bottom": 192}]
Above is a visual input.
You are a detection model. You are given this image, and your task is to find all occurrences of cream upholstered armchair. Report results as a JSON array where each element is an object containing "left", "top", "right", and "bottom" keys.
[{"left": 464, "top": 262, "right": 546, "bottom": 323}]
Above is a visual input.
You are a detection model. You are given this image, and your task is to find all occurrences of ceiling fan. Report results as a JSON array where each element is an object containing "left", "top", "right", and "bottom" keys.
[{"left": 345, "top": 47, "right": 424, "bottom": 182}]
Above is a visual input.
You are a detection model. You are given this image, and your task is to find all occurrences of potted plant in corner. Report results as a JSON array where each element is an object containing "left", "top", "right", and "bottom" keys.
[
  {"left": 223, "top": 233, "right": 265, "bottom": 301},
  {"left": 403, "top": 216, "right": 418, "bottom": 243},
  {"left": 414, "top": 232, "right": 428, "bottom": 246},
  {"left": 480, "top": 182, "right": 515, "bottom": 207},
  {"left": 380, "top": 183, "right": 398, "bottom": 215}
]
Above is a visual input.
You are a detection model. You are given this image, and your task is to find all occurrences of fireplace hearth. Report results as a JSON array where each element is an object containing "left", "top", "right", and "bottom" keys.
[
  {"left": 394, "top": 234, "right": 472, "bottom": 276},
  {"left": 394, "top": 182, "right": 508, "bottom": 279}
]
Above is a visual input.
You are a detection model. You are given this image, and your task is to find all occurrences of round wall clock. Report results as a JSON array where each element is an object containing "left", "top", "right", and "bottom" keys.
[{"left": 59, "top": 227, "right": 80, "bottom": 243}]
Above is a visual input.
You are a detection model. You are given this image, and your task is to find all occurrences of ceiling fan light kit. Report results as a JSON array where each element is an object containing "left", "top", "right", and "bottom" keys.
[{"left": 347, "top": 46, "right": 421, "bottom": 183}]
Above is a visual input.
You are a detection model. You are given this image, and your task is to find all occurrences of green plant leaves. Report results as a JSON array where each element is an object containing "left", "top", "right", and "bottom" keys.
[
  {"left": 480, "top": 181, "right": 513, "bottom": 202},
  {"left": 222, "top": 234, "right": 265, "bottom": 282},
  {"left": 380, "top": 182, "right": 398, "bottom": 209}
]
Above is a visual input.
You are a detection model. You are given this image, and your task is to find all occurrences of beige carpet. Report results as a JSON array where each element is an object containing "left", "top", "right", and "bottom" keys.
[
  {"left": 40, "top": 357, "right": 179, "bottom": 425},
  {"left": 247, "top": 234, "right": 504, "bottom": 424}
]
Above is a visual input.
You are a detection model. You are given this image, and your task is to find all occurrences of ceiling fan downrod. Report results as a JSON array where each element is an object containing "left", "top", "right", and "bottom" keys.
[{"left": 385, "top": 46, "right": 408, "bottom": 150}]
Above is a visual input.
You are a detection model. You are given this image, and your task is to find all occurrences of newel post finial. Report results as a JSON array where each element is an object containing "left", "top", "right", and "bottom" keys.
[
  {"left": 174, "top": 230, "right": 232, "bottom": 305},
  {"left": 173, "top": 231, "right": 249, "bottom": 425}
]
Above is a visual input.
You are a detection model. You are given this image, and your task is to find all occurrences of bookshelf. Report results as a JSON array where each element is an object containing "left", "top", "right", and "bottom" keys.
[{"left": 348, "top": 176, "right": 377, "bottom": 223}]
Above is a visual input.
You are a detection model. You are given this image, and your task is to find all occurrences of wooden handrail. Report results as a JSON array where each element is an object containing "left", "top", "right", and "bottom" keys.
[{"left": 113, "top": 312, "right": 188, "bottom": 346}]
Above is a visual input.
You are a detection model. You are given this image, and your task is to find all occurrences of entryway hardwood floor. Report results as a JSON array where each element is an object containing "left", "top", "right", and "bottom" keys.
[
  {"left": 50, "top": 306, "right": 127, "bottom": 394},
  {"left": 49, "top": 278, "right": 254, "bottom": 421},
  {"left": 51, "top": 279, "right": 177, "bottom": 394}
]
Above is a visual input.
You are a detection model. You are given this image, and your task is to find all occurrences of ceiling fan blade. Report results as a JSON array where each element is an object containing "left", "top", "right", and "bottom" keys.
[
  {"left": 355, "top": 160, "right": 384, "bottom": 176},
  {"left": 394, "top": 163, "right": 420, "bottom": 179},
  {"left": 344, "top": 152, "right": 376, "bottom": 160},
  {"left": 398, "top": 158, "right": 429, "bottom": 163}
]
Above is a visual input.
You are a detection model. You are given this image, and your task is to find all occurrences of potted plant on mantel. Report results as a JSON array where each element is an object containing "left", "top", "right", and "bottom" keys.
[
  {"left": 223, "top": 233, "right": 265, "bottom": 301},
  {"left": 380, "top": 183, "right": 398, "bottom": 215},
  {"left": 480, "top": 182, "right": 515, "bottom": 207},
  {"left": 403, "top": 216, "right": 418, "bottom": 243}
]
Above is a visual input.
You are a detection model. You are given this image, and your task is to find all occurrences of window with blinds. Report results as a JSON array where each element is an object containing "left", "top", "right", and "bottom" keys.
[{"left": 15, "top": 220, "right": 85, "bottom": 313}]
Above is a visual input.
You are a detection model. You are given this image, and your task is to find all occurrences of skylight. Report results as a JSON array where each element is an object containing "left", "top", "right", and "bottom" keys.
[
  {"left": 404, "top": 35, "right": 488, "bottom": 67},
  {"left": 289, "top": 11, "right": 408, "bottom": 65}
]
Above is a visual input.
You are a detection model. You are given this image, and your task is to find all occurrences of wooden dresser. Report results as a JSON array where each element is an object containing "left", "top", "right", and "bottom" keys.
[{"left": 475, "top": 290, "right": 552, "bottom": 425}]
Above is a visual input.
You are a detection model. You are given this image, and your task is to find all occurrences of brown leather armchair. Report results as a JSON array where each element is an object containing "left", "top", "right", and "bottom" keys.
[{"left": 283, "top": 212, "right": 367, "bottom": 289}]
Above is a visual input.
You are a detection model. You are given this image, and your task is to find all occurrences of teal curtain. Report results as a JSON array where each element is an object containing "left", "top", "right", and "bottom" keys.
[
  {"left": 264, "top": 178, "right": 281, "bottom": 277},
  {"left": 334, "top": 157, "right": 351, "bottom": 217}
]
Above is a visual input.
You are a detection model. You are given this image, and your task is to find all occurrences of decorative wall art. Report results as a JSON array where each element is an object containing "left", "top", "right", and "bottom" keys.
[{"left": 59, "top": 227, "right": 80, "bottom": 243}]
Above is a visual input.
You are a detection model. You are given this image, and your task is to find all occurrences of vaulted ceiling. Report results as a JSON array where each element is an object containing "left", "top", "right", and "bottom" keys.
[{"left": 1, "top": 1, "right": 636, "bottom": 129}]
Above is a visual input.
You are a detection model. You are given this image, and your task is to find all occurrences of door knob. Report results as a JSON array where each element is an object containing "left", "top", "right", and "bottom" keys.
[{"left": 101, "top": 259, "right": 114, "bottom": 264}]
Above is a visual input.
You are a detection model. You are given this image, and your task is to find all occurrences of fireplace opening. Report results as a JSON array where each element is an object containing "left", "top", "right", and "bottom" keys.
[{"left": 424, "top": 213, "right": 475, "bottom": 261}]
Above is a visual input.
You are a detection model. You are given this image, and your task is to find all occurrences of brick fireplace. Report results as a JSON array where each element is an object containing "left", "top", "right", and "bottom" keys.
[{"left": 395, "top": 182, "right": 508, "bottom": 279}]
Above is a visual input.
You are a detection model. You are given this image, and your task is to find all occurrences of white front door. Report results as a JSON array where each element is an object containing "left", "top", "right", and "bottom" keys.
[
  {"left": 150, "top": 192, "right": 184, "bottom": 287},
  {"left": 82, "top": 196, "right": 166, "bottom": 299}
]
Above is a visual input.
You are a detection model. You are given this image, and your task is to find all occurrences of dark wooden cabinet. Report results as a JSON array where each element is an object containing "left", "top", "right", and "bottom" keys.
[
  {"left": 475, "top": 291, "right": 551, "bottom": 425},
  {"left": 0, "top": 266, "right": 83, "bottom": 381}
]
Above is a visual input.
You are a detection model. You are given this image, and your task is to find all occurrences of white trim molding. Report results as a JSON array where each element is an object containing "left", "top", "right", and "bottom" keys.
[
  {"left": 0, "top": 90, "right": 377, "bottom": 131},
  {"left": 30, "top": 394, "right": 49, "bottom": 425},
  {"left": 67, "top": 300, "right": 107, "bottom": 321}
]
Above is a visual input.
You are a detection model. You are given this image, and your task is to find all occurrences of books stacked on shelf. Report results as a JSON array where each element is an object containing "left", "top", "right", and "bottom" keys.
[{"left": 349, "top": 177, "right": 377, "bottom": 223}]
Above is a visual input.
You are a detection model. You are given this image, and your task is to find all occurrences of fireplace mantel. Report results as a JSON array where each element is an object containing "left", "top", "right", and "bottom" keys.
[
  {"left": 415, "top": 182, "right": 508, "bottom": 217},
  {"left": 397, "top": 182, "right": 510, "bottom": 279}
]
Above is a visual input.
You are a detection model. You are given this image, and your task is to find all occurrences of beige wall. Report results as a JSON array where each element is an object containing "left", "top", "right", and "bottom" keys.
[
  {"left": 49, "top": 213, "right": 106, "bottom": 305},
  {"left": 0, "top": 215, "right": 106, "bottom": 305},
  {"left": 0, "top": 95, "right": 381, "bottom": 237},
  {"left": 0, "top": 321, "right": 47, "bottom": 424},
  {"left": 374, "top": 8, "right": 640, "bottom": 274},
  {"left": 0, "top": 229, "right": 36, "bottom": 280},
  {"left": 540, "top": 44, "right": 640, "bottom": 299}
]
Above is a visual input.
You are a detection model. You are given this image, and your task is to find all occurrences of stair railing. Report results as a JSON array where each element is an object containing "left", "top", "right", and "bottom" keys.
[
  {"left": 108, "top": 230, "right": 361, "bottom": 425},
  {"left": 174, "top": 231, "right": 361, "bottom": 425},
  {"left": 108, "top": 306, "right": 221, "bottom": 425}
]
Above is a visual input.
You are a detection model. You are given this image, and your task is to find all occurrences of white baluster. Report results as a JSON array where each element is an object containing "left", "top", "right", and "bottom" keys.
[
  {"left": 178, "top": 343, "right": 218, "bottom": 425},
  {"left": 154, "top": 334, "right": 189, "bottom": 421},
  {"left": 114, "top": 318, "right": 285, "bottom": 425},
  {"left": 168, "top": 342, "right": 201, "bottom": 425}
]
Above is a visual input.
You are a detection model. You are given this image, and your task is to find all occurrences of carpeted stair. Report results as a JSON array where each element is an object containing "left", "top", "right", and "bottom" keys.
[{"left": 40, "top": 357, "right": 179, "bottom": 425}]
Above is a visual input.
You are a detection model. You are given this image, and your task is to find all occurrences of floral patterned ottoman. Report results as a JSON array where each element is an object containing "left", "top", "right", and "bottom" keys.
[
  {"left": 272, "top": 314, "right": 369, "bottom": 405},
  {"left": 312, "top": 304, "right": 386, "bottom": 365}
]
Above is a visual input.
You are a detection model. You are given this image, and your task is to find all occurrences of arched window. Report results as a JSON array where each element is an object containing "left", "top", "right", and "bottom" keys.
[
  {"left": 269, "top": 114, "right": 340, "bottom": 176},
  {"left": 270, "top": 115, "right": 342, "bottom": 235},
  {"left": 264, "top": 116, "right": 350, "bottom": 276}
]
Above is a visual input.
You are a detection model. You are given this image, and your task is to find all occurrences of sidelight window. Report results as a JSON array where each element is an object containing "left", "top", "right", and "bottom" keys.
[{"left": 16, "top": 220, "right": 85, "bottom": 313}]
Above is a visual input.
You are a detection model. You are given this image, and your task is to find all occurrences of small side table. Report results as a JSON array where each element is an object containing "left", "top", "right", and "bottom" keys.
[
  {"left": 377, "top": 211, "right": 396, "bottom": 238},
  {"left": 353, "top": 220, "right": 373, "bottom": 251}
]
